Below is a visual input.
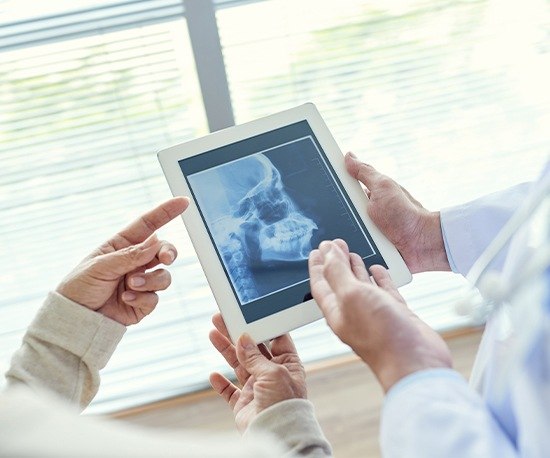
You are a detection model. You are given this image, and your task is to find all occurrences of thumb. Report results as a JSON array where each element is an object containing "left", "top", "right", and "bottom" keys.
[
  {"left": 236, "top": 333, "right": 274, "bottom": 378},
  {"left": 345, "top": 152, "right": 382, "bottom": 190},
  {"left": 95, "top": 234, "right": 161, "bottom": 277}
]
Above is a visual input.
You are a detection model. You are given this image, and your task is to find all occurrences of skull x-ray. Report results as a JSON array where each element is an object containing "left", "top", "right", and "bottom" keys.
[
  {"left": 187, "top": 135, "right": 381, "bottom": 311},
  {"left": 189, "top": 151, "right": 318, "bottom": 304},
  {"left": 217, "top": 154, "right": 317, "bottom": 261}
]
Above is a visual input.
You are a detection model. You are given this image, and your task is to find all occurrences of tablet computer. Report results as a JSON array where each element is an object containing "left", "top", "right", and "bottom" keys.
[{"left": 158, "top": 103, "right": 411, "bottom": 343}]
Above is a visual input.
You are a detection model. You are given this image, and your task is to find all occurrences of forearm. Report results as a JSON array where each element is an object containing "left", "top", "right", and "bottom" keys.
[
  {"left": 5, "top": 291, "right": 125, "bottom": 409},
  {"left": 246, "top": 399, "right": 333, "bottom": 457},
  {"left": 0, "top": 386, "right": 289, "bottom": 457}
]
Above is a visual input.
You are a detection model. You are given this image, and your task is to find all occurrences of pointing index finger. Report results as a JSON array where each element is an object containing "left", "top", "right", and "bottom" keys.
[{"left": 110, "top": 197, "right": 189, "bottom": 249}]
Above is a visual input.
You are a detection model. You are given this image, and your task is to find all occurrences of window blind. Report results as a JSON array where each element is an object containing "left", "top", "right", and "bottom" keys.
[
  {"left": 215, "top": 0, "right": 549, "bottom": 342},
  {"left": 0, "top": 0, "right": 186, "bottom": 51},
  {"left": 1, "top": 0, "right": 548, "bottom": 414},
  {"left": 0, "top": 2, "right": 218, "bottom": 414}
]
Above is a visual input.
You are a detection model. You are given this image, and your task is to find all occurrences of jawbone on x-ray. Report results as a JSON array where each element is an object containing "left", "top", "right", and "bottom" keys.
[{"left": 189, "top": 153, "right": 317, "bottom": 305}]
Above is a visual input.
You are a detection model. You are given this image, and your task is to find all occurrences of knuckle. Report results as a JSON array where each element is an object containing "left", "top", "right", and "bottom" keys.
[
  {"left": 269, "top": 365, "right": 289, "bottom": 379},
  {"left": 124, "top": 245, "right": 143, "bottom": 262},
  {"left": 356, "top": 162, "right": 372, "bottom": 180},
  {"left": 340, "top": 285, "right": 361, "bottom": 305},
  {"left": 245, "top": 352, "right": 262, "bottom": 366},
  {"left": 377, "top": 175, "right": 394, "bottom": 190},
  {"left": 219, "top": 383, "right": 233, "bottom": 401},
  {"left": 223, "top": 350, "right": 239, "bottom": 368},
  {"left": 139, "top": 216, "right": 157, "bottom": 234},
  {"left": 287, "top": 358, "right": 306, "bottom": 375}
]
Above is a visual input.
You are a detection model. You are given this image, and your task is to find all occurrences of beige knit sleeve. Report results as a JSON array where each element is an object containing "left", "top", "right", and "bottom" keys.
[
  {"left": 5, "top": 291, "right": 126, "bottom": 410},
  {"left": 245, "top": 399, "right": 333, "bottom": 457},
  {"left": 2, "top": 293, "right": 333, "bottom": 457}
]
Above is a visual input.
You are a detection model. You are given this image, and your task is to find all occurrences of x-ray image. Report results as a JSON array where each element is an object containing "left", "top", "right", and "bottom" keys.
[
  {"left": 187, "top": 136, "right": 377, "bottom": 307},
  {"left": 189, "top": 150, "right": 317, "bottom": 304}
]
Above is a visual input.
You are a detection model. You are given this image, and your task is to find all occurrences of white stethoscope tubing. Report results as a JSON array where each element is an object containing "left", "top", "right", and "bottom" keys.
[{"left": 455, "top": 175, "right": 550, "bottom": 318}]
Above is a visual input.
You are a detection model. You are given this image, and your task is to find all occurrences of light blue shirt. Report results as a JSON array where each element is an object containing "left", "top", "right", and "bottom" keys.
[{"left": 380, "top": 165, "right": 550, "bottom": 457}]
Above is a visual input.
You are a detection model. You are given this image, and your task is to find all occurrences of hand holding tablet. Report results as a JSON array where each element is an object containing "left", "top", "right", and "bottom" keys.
[{"left": 158, "top": 103, "right": 411, "bottom": 343}]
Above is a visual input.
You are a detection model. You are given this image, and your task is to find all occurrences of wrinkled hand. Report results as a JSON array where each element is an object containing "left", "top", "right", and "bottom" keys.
[
  {"left": 56, "top": 197, "right": 189, "bottom": 326},
  {"left": 209, "top": 314, "right": 307, "bottom": 433},
  {"left": 345, "top": 152, "right": 450, "bottom": 273},
  {"left": 309, "top": 239, "right": 452, "bottom": 392}
]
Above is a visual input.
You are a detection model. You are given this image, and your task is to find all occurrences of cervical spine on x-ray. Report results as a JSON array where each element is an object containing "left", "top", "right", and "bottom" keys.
[{"left": 213, "top": 154, "right": 317, "bottom": 304}]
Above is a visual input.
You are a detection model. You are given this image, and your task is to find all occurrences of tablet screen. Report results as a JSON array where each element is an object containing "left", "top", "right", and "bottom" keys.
[{"left": 180, "top": 120, "right": 387, "bottom": 323}]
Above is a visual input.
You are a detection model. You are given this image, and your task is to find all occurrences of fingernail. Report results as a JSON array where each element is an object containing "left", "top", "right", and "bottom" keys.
[
  {"left": 130, "top": 276, "right": 146, "bottom": 287},
  {"left": 239, "top": 333, "right": 256, "bottom": 350},
  {"left": 347, "top": 152, "right": 357, "bottom": 159},
  {"left": 123, "top": 291, "right": 136, "bottom": 301},
  {"left": 166, "top": 249, "right": 176, "bottom": 263}
]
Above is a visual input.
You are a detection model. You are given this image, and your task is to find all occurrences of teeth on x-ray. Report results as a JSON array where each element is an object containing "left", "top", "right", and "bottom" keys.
[{"left": 212, "top": 154, "right": 317, "bottom": 303}]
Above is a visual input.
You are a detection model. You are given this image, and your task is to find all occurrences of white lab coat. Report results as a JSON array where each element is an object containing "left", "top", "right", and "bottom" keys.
[{"left": 380, "top": 164, "right": 550, "bottom": 457}]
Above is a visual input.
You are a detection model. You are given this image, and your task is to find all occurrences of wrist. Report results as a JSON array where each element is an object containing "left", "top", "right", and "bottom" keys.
[
  {"left": 356, "top": 339, "right": 452, "bottom": 393},
  {"left": 411, "top": 211, "right": 451, "bottom": 273},
  {"left": 376, "top": 356, "right": 452, "bottom": 393},
  {"left": 55, "top": 282, "right": 94, "bottom": 312},
  {"left": 56, "top": 283, "right": 86, "bottom": 308}
]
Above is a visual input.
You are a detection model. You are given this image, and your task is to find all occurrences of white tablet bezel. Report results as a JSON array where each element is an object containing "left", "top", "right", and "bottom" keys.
[{"left": 158, "top": 103, "right": 411, "bottom": 343}]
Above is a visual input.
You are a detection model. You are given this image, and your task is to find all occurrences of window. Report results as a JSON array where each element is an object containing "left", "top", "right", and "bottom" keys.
[
  {"left": 1, "top": 0, "right": 548, "bottom": 413},
  {"left": 0, "top": 1, "right": 213, "bottom": 413},
  {"left": 215, "top": 0, "right": 549, "bottom": 328}
]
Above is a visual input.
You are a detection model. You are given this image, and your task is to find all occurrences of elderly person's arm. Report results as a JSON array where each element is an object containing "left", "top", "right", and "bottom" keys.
[
  {"left": 5, "top": 197, "right": 188, "bottom": 407},
  {"left": 2, "top": 197, "right": 332, "bottom": 457}
]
